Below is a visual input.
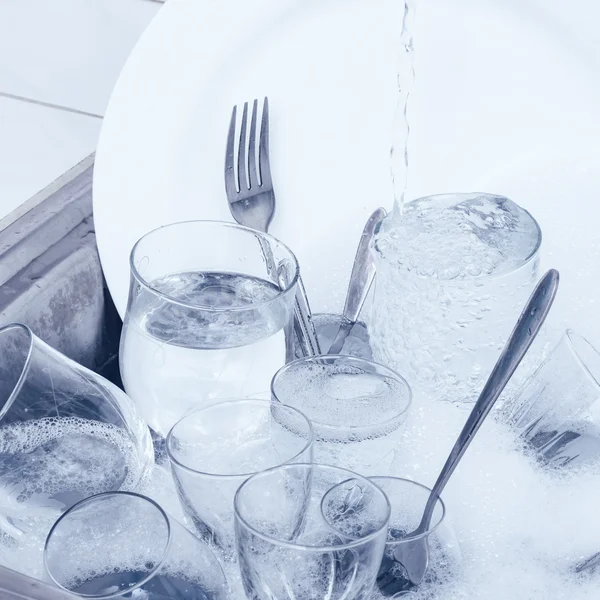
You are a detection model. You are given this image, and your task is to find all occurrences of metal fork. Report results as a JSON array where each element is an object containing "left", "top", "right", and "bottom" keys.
[
  {"left": 225, "top": 99, "right": 275, "bottom": 232},
  {"left": 225, "top": 98, "right": 321, "bottom": 356}
]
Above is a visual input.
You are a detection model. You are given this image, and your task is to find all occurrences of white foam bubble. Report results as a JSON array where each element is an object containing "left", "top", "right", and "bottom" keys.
[
  {"left": 277, "top": 363, "right": 408, "bottom": 432},
  {"left": 0, "top": 417, "right": 139, "bottom": 506},
  {"left": 388, "top": 399, "right": 600, "bottom": 599},
  {"left": 5, "top": 390, "right": 600, "bottom": 599},
  {"left": 379, "top": 194, "right": 539, "bottom": 280}
]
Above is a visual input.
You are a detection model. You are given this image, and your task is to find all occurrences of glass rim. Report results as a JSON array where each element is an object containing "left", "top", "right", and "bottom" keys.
[
  {"left": 0, "top": 323, "right": 34, "bottom": 422},
  {"left": 166, "top": 399, "right": 314, "bottom": 479},
  {"left": 368, "top": 476, "right": 447, "bottom": 542},
  {"left": 372, "top": 192, "right": 542, "bottom": 283},
  {"left": 270, "top": 354, "right": 412, "bottom": 434},
  {"left": 44, "top": 491, "right": 172, "bottom": 599},
  {"left": 129, "top": 219, "right": 300, "bottom": 313},
  {"left": 565, "top": 329, "right": 600, "bottom": 391},
  {"left": 234, "top": 463, "right": 391, "bottom": 552}
]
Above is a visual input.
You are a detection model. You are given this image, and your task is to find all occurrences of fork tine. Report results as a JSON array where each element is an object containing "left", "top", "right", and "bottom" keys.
[
  {"left": 225, "top": 104, "right": 238, "bottom": 197},
  {"left": 248, "top": 99, "right": 259, "bottom": 189},
  {"left": 259, "top": 97, "right": 272, "bottom": 189},
  {"left": 238, "top": 102, "right": 249, "bottom": 191}
]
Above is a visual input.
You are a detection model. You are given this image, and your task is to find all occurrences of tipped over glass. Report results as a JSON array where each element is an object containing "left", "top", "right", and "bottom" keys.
[
  {"left": 44, "top": 491, "right": 229, "bottom": 599},
  {"left": 501, "top": 330, "right": 600, "bottom": 468},
  {"left": 0, "top": 324, "right": 153, "bottom": 542}
]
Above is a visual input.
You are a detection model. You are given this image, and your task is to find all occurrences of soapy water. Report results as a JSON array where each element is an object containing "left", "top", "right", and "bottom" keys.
[
  {"left": 278, "top": 362, "right": 408, "bottom": 431},
  {"left": 5, "top": 404, "right": 600, "bottom": 599},
  {"left": 71, "top": 569, "right": 214, "bottom": 600},
  {"left": 237, "top": 534, "right": 377, "bottom": 600},
  {"left": 58, "top": 536, "right": 221, "bottom": 600},
  {"left": 273, "top": 361, "right": 410, "bottom": 475},
  {"left": 374, "top": 541, "right": 457, "bottom": 599},
  {"left": 59, "top": 548, "right": 211, "bottom": 599},
  {"left": 370, "top": 194, "right": 541, "bottom": 404},
  {"left": 0, "top": 417, "right": 138, "bottom": 516},
  {"left": 45, "top": 486, "right": 226, "bottom": 599},
  {"left": 0, "top": 417, "right": 141, "bottom": 577},
  {"left": 383, "top": 399, "right": 600, "bottom": 599},
  {"left": 236, "top": 481, "right": 386, "bottom": 600}
]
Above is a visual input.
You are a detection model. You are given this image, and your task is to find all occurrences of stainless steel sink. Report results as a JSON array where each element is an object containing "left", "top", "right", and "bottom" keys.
[
  {"left": 0, "top": 565, "right": 77, "bottom": 599},
  {"left": 0, "top": 155, "right": 122, "bottom": 597}
]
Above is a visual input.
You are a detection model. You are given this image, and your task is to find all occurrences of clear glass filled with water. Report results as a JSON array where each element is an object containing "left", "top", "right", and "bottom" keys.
[
  {"left": 44, "top": 491, "right": 229, "bottom": 599},
  {"left": 120, "top": 220, "right": 299, "bottom": 437},
  {"left": 370, "top": 193, "right": 542, "bottom": 404}
]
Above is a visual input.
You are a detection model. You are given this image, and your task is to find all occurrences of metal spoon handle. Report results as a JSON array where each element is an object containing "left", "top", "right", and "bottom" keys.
[
  {"left": 575, "top": 551, "right": 600, "bottom": 574},
  {"left": 328, "top": 207, "right": 386, "bottom": 354},
  {"left": 343, "top": 207, "right": 387, "bottom": 321},
  {"left": 420, "top": 269, "right": 560, "bottom": 531}
]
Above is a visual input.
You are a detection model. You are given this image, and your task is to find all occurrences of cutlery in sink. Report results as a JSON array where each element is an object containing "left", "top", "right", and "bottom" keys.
[
  {"left": 224, "top": 97, "right": 321, "bottom": 357},
  {"left": 575, "top": 551, "right": 600, "bottom": 575},
  {"left": 384, "top": 269, "right": 560, "bottom": 592},
  {"left": 327, "top": 207, "right": 386, "bottom": 355}
]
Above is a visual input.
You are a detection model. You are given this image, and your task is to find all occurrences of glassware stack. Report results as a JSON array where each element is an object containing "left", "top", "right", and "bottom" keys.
[{"left": 3, "top": 194, "right": 596, "bottom": 600}]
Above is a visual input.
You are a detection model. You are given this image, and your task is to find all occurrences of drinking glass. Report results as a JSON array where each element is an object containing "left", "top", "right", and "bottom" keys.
[
  {"left": 501, "top": 330, "right": 600, "bottom": 468},
  {"left": 44, "top": 491, "right": 228, "bottom": 599},
  {"left": 166, "top": 399, "right": 313, "bottom": 558},
  {"left": 323, "top": 477, "right": 460, "bottom": 597},
  {"left": 271, "top": 355, "right": 411, "bottom": 476},
  {"left": 120, "top": 220, "right": 299, "bottom": 436},
  {"left": 0, "top": 323, "right": 153, "bottom": 541},
  {"left": 234, "top": 463, "right": 391, "bottom": 599},
  {"left": 370, "top": 193, "right": 541, "bottom": 404}
]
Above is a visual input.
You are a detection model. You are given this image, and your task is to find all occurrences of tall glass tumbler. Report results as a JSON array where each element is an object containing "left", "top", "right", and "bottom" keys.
[
  {"left": 0, "top": 324, "right": 153, "bottom": 541},
  {"left": 120, "top": 220, "right": 299, "bottom": 436},
  {"left": 501, "top": 330, "right": 600, "bottom": 467},
  {"left": 370, "top": 193, "right": 541, "bottom": 404},
  {"left": 271, "top": 355, "right": 411, "bottom": 476},
  {"left": 234, "top": 464, "right": 391, "bottom": 599},
  {"left": 44, "top": 491, "right": 229, "bottom": 599},
  {"left": 166, "top": 399, "right": 313, "bottom": 558}
]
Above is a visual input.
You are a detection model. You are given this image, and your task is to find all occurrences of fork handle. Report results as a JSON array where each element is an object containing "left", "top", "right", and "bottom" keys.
[{"left": 294, "top": 276, "right": 322, "bottom": 357}]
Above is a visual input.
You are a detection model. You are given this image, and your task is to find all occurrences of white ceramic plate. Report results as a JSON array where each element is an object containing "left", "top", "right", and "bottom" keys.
[{"left": 94, "top": 0, "right": 600, "bottom": 336}]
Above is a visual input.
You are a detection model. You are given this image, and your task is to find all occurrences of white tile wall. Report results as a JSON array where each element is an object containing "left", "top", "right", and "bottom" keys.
[
  {"left": 0, "top": 96, "right": 101, "bottom": 218},
  {"left": 0, "top": 0, "right": 160, "bottom": 221}
]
